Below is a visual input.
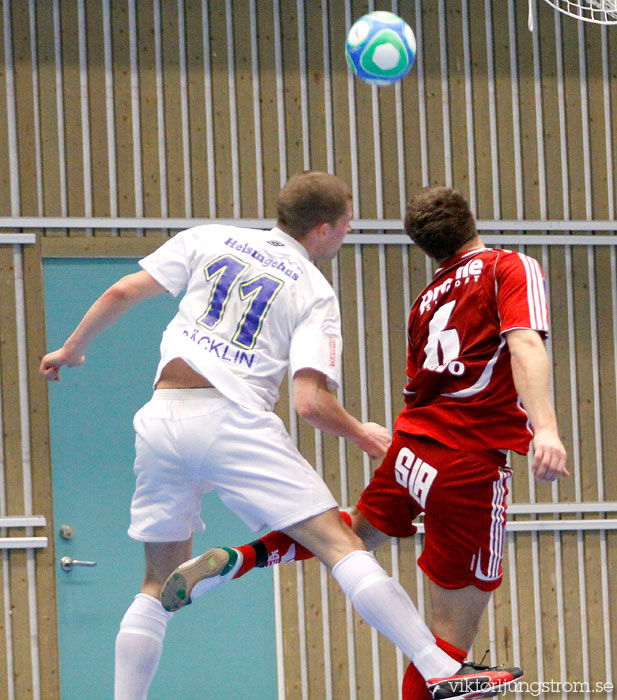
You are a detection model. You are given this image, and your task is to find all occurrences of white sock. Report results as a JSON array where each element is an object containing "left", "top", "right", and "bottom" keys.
[
  {"left": 332, "top": 550, "right": 460, "bottom": 680},
  {"left": 114, "top": 593, "right": 173, "bottom": 700}
]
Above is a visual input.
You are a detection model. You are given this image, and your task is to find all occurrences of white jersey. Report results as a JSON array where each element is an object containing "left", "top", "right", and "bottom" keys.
[{"left": 139, "top": 225, "right": 343, "bottom": 411}]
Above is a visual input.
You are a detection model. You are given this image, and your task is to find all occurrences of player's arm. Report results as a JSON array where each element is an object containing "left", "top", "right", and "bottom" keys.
[
  {"left": 293, "top": 368, "right": 391, "bottom": 460},
  {"left": 40, "top": 270, "right": 167, "bottom": 381},
  {"left": 505, "top": 328, "right": 568, "bottom": 482}
]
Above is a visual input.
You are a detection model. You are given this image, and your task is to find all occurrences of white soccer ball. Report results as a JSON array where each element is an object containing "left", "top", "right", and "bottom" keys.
[{"left": 345, "top": 11, "right": 416, "bottom": 86}]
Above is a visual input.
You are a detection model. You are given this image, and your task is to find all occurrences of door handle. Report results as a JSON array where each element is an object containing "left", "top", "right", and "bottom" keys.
[{"left": 60, "top": 556, "right": 97, "bottom": 572}]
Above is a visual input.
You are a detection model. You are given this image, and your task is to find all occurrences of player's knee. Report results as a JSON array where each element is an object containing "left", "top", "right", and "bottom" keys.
[
  {"left": 284, "top": 509, "right": 367, "bottom": 567},
  {"left": 349, "top": 507, "right": 390, "bottom": 551},
  {"left": 323, "top": 517, "right": 367, "bottom": 562}
]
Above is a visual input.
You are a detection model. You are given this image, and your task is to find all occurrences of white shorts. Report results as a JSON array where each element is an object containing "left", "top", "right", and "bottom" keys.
[{"left": 128, "top": 388, "right": 338, "bottom": 542}]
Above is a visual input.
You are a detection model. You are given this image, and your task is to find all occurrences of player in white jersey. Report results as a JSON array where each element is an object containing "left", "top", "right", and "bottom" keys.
[
  {"left": 140, "top": 222, "right": 345, "bottom": 415},
  {"left": 40, "top": 172, "right": 510, "bottom": 700}
]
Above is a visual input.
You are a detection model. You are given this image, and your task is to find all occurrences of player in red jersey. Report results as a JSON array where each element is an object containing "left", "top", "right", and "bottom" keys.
[{"left": 162, "top": 187, "right": 568, "bottom": 699}]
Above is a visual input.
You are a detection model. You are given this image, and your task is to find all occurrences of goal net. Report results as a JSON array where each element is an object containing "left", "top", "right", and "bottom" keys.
[{"left": 540, "top": 0, "right": 617, "bottom": 24}]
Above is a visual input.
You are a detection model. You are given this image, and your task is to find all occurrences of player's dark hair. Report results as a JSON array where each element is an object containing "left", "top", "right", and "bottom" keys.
[
  {"left": 404, "top": 186, "right": 477, "bottom": 261},
  {"left": 277, "top": 171, "right": 352, "bottom": 239}
]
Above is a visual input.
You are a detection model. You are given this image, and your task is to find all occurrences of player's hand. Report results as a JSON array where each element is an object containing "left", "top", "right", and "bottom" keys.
[
  {"left": 356, "top": 422, "right": 392, "bottom": 460},
  {"left": 531, "top": 428, "right": 568, "bottom": 482},
  {"left": 39, "top": 347, "right": 85, "bottom": 382}
]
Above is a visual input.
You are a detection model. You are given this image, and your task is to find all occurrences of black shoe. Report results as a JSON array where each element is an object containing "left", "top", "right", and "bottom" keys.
[{"left": 427, "top": 661, "right": 523, "bottom": 699}]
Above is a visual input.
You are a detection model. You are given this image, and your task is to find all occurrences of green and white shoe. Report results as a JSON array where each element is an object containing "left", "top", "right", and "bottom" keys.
[{"left": 161, "top": 546, "right": 243, "bottom": 612}]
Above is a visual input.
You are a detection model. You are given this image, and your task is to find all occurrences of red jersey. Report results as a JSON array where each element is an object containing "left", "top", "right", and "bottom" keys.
[{"left": 395, "top": 247, "right": 549, "bottom": 454}]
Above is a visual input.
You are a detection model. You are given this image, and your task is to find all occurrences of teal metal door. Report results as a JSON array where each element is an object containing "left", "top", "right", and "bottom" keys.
[{"left": 44, "top": 259, "right": 277, "bottom": 700}]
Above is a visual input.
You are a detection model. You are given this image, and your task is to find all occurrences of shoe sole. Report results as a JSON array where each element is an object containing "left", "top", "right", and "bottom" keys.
[{"left": 161, "top": 548, "right": 231, "bottom": 612}]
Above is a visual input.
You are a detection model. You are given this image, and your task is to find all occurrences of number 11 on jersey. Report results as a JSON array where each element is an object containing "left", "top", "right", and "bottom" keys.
[{"left": 197, "top": 254, "right": 284, "bottom": 350}]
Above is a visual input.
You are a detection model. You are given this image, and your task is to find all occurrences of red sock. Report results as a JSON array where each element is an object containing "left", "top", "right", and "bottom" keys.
[
  {"left": 402, "top": 663, "right": 431, "bottom": 700},
  {"left": 435, "top": 635, "right": 466, "bottom": 664},
  {"left": 401, "top": 636, "right": 466, "bottom": 699},
  {"left": 232, "top": 510, "right": 353, "bottom": 578}
]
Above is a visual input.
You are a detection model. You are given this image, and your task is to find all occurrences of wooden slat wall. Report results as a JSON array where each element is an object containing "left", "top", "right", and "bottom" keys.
[
  {"left": 0, "top": 239, "right": 59, "bottom": 699},
  {"left": 1, "top": 2, "right": 616, "bottom": 698}
]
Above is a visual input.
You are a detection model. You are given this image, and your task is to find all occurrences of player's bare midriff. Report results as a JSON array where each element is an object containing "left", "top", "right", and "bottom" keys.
[{"left": 155, "top": 357, "right": 214, "bottom": 389}]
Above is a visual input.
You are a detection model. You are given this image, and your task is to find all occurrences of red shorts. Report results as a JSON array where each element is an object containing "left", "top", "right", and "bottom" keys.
[{"left": 356, "top": 432, "right": 511, "bottom": 592}]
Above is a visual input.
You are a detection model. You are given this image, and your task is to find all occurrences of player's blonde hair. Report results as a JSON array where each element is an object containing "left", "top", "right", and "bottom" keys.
[
  {"left": 405, "top": 186, "right": 477, "bottom": 261},
  {"left": 277, "top": 171, "right": 352, "bottom": 239}
]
